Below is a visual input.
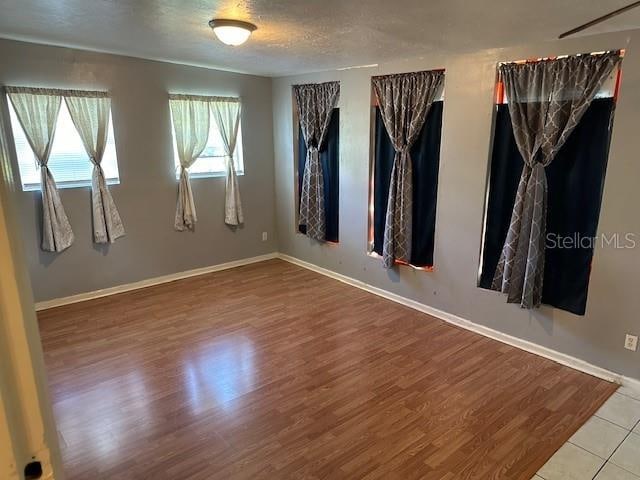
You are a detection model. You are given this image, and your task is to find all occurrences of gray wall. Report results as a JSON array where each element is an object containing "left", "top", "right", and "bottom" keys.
[
  {"left": 2, "top": 30, "right": 639, "bottom": 381},
  {"left": 273, "top": 30, "right": 640, "bottom": 380},
  {"left": 0, "top": 39, "right": 278, "bottom": 302}
]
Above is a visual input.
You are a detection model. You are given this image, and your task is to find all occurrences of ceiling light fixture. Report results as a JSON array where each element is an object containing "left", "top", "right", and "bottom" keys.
[{"left": 208, "top": 19, "right": 257, "bottom": 46}]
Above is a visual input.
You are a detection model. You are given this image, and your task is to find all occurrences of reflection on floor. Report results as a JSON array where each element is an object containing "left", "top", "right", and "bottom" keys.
[
  {"left": 39, "top": 259, "right": 618, "bottom": 479},
  {"left": 534, "top": 386, "right": 640, "bottom": 480}
]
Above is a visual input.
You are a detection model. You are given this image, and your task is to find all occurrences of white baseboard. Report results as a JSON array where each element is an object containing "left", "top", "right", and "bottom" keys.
[
  {"left": 35, "top": 252, "right": 278, "bottom": 311},
  {"left": 35, "top": 250, "right": 640, "bottom": 391},
  {"left": 277, "top": 253, "right": 640, "bottom": 390}
]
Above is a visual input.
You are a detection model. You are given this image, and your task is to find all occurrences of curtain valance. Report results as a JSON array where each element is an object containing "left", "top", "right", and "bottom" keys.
[
  {"left": 498, "top": 51, "right": 621, "bottom": 104},
  {"left": 293, "top": 81, "right": 340, "bottom": 241},
  {"left": 168, "top": 93, "right": 240, "bottom": 103},
  {"left": 498, "top": 51, "right": 620, "bottom": 69},
  {"left": 491, "top": 51, "right": 621, "bottom": 308},
  {"left": 5, "top": 86, "right": 109, "bottom": 98},
  {"left": 372, "top": 70, "right": 444, "bottom": 87},
  {"left": 372, "top": 70, "right": 444, "bottom": 268}
]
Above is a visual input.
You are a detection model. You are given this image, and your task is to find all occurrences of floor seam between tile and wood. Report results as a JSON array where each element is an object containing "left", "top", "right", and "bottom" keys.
[{"left": 536, "top": 389, "right": 640, "bottom": 480}]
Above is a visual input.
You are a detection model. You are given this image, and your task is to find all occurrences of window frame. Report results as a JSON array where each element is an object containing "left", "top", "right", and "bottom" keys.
[
  {"left": 291, "top": 97, "right": 341, "bottom": 242},
  {"left": 478, "top": 51, "right": 624, "bottom": 286},
  {"left": 294, "top": 106, "right": 340, "bottom": 243},
  {"left": 169, "top": 98, "right": 244, "bottom": 181},
  {"left": 477, "top": 51, "right": 623, "bottom": 315},
  {"left": 6, "top": 93, "right": 121, "bottom": 192},
  {"left": 367, "top": 72, "right": 445, "bottom": 271}
]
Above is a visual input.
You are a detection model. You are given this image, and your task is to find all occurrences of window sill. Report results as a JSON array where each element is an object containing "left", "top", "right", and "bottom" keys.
[
  {"left": 175, "top": 171, "right": 245, "bottom": 180},
  {"left": 366, "top": 250, "right": 435, "bottom": 272},
  {"left": 295, "top": 229, "right": 339, "bottom": 244},
  {"left": 22, "top": 178, "right": 120, "bottom": 192}
]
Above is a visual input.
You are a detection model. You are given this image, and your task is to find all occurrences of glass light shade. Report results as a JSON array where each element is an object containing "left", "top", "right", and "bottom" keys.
[
  {"left": 209, "top": 20, "right": 257, "bottom": 46},
  {"left": 213, "top": 26, "right": 252, "bottom": 46}
]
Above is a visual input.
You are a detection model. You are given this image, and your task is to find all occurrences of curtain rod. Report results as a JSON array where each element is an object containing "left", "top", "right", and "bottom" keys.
[
  {"left": 168, "top": 93, "right": 240, "bottom": 102},
  {"left": 4, "top": 86, "right": 109, "bottom": 98},
  {"left": 371, "top": 68, "right": 445, "bottom": 79},
  {"left": 292, "top": 81, "right": 339, "bottom": 88},
  {"left": 498, "top": 49, "right": 623, "bottom": 66}
]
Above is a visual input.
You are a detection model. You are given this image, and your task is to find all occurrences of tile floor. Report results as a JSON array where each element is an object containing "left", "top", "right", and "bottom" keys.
[{"left": 534, "top": 386, "right": 640, "bottom": 480}]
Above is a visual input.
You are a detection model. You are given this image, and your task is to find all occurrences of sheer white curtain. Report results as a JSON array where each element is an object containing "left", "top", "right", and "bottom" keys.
[
  {"left": 0, "top": 96, "right": 13, "bottom": 186},
  {"left": 210, "top": 98, "right": 243, "bottom": 225},
  {"left": 65, "top": 92, "right": 125, "bottom": 243},
  {"left": 169, "top": 96, "right": 210, "bottom": 231},
  {"left": 7, "top": 87, "right": 74, "bottom": 252}
]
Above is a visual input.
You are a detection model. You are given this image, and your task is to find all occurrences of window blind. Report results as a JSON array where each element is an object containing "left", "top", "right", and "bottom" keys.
[
  {"left": 172, "top": 113, "right": 244, "bottom": 178},
  {"left": 8, "top": 96, "right": 120, "bottom": 190}
]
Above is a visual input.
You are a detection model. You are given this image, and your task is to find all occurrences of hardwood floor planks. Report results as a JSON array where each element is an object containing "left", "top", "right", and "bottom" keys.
[{"left": 37, "top": 259, "right": 617, "bottom": 479}]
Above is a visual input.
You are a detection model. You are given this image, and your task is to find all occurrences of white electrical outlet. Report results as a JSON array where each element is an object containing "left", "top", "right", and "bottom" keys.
[
  {"left": 624, "top": 334, "right": 638, "bottom": 351},
  {"left": 262, "top": 232, "right": 268, "bottom": 241}
]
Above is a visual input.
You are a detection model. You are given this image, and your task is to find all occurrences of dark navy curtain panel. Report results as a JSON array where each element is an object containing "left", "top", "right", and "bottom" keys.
[
  {"left": 373, "top": 101, "right": 443, "bottom": 267},
  {"left": 479, "top": 97, "right": 615, "bottom": 315},
  {"left": 298, "top": 108, "right": 339, "bottom": 242}
]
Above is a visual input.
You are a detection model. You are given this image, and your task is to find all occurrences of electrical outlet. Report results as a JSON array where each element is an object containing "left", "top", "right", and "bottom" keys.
[
  {"left": 624, "top": 334, "right": 638, "bottom": 351},
  {"left": 262, "top": 232, "right": 268, "bottom": 241}
]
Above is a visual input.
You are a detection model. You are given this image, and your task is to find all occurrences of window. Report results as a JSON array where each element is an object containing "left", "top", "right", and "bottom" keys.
[
  {"left": 295, "top": 108, "right": 339, "bottom": 242},
  {"left": 478, "top": 52, "right": 622, "bottom": 315},
  {"left": 172, "top": 114, "right": 244, "bottom": 179},
  {"left": 8, "top": 97, "right": 119, "bottom": 191},
  {"left": 368, "top": 71, "right": 445, "bottom": 269},
  {"left": 292, "top": 81, "right": 340, "bottom": 242}
]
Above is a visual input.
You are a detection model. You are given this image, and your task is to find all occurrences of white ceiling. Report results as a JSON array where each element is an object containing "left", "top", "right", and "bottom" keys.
[{"left": 0, "top": 0, "right": 638, "bottom": 77}]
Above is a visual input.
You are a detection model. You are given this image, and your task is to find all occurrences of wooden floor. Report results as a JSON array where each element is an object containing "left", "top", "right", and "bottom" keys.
[{"left": 38, "top": 259, "right": 617, "bottom": 480}]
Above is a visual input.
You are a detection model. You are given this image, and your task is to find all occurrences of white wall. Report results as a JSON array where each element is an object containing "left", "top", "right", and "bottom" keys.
[{"left": 272, "top": 30, "right": 640, "bottom": 380}]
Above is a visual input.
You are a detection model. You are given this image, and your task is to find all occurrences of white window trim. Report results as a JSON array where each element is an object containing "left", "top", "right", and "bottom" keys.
[
  {"left": 184, "top": 170, "right": 245, "bottom": 180},
  {"left": 21, "top": 178, "right": 120, "bottom": 192},
  {"left": 170, "top": 107, "right": 245, "bottom": 181},
  {"left": 497, "top": 52, "right": 622, "bottom": 104},
  {"left": 173, "top": 155, "right": 245, "bottom": 180},
  {"left": 7, "top": 94, "right": 120, "bottom": 191}
]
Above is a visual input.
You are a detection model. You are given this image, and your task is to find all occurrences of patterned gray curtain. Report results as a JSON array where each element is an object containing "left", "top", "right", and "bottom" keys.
[
  {"left": 372, "top": 70, "right": 444, "bottom": 268},
  {"left": 293, "top": 81, "right": 340, "bottom": 241},
  {"left": 492, "top": 51, "right": 621, "bottom": 308}
]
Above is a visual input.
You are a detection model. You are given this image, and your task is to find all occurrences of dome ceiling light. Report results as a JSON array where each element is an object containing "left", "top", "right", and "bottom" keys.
[{"left": 208, "top": 19, "right": 257, "bottom": 46}]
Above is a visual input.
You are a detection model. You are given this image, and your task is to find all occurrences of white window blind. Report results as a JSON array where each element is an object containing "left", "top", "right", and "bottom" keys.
[
  {"left": 172, "top": 112, "right": 244, "bottom": 179},
  {"left": 8, "top": 96, "right": 120, "bottom": 191}
]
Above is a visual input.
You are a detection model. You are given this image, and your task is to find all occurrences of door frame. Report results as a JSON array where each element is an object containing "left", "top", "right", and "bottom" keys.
[{"left": 0, "top": 94, "right": 64, "bottom": 479}]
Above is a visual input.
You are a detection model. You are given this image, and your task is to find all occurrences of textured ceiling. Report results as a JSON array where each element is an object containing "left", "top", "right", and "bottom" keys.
[{"left": 0, "top": 0, "right": 638, "bottom": 76}]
